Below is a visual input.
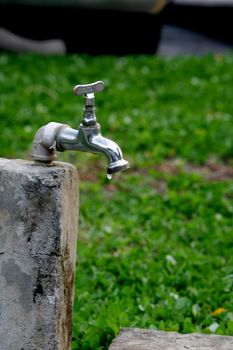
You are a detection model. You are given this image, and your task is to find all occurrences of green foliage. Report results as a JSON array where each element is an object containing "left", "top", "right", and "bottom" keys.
[
  {"left": 0, "top": 53, "right": 233, "bottom": 349},
  {"left": 73, "top": 172, "right": 233, "bottom": 348}
]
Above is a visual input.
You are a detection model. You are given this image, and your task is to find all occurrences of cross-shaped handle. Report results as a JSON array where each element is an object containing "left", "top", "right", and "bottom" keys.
[
  {"left": 74, "top": 81, "right": 104, "bottom": 96},
  {"left": 73, "top": 81, "right": 104, "bottom": 126}
]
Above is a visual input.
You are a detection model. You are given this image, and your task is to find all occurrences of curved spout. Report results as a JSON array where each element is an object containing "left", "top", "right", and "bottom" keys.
[
  {"left": 57, "top": 124, "right": 130, "bottom": 175},
  {"left": 90, "top": 132, "right": 129, "bottom": 174}
]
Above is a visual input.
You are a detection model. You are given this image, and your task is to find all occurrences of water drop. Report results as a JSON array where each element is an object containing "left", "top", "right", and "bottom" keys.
[{"left": 107, "top": 173, "right": 112, "bottom": 180}]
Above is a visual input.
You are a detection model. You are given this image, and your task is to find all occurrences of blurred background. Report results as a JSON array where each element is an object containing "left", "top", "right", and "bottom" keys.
[
  {"left": 0, "top": 0, "right": 233, "bottom": 56},
  {"left": 1, "top": 2, "right": 233, "bottom": 350}
]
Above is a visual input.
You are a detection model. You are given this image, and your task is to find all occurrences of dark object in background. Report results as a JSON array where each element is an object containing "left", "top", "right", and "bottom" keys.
[
  {"left": 0, "top": 5, "right": 163, "bottom": 55},
  {"left": 163, "top": 3, "right": 233, "bottom": 46}
]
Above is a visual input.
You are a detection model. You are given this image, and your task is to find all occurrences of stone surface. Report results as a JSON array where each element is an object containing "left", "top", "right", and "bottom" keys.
[
  {"left": 0, "top": 158, "right": 78, "bottom": 350},
  {"left": 109, "top": 328, "right": 233, "bottom": 350}
]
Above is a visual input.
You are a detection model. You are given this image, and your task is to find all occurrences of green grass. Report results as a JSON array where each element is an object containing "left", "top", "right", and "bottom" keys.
[{"left": 0, "top": 53, "right": 233, "bottom": 349}]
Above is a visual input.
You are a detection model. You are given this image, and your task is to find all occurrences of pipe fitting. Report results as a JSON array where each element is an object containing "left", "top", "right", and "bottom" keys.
[{"left": 31, "top": 122, "right": 68, "bottom": 163}]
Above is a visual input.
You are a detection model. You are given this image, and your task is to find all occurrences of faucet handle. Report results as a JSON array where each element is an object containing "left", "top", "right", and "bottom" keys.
[
  {"left": 74, "top": 81, "right": 104, "bottom": 96},
  {"left": 74, "top": 81, "right": 104, "bottom": 126}
]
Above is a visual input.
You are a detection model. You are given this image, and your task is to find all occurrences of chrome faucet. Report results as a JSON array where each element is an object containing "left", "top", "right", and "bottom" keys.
[{"left": 31, "top": 81, "right": 130, "bottom": 177}]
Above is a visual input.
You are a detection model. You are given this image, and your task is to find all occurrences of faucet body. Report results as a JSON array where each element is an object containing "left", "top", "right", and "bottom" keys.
[{"left": 31, "top": 82, "right": 129, "bottom": 176}]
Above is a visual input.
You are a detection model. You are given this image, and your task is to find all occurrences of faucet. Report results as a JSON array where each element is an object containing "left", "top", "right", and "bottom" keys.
[{"left": 31, "top": 81, "right": 130, "bottom": 177}]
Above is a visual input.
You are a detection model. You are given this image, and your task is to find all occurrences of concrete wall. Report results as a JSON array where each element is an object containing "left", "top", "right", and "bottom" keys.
[{"left": 0, "top": 158, "right": 78, "bottom": 350}]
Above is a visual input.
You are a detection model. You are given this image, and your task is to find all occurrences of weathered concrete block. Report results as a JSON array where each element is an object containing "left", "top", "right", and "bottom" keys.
[
  {"left": 0, "top": 158, "right": 78, "bottom": 350},
  {"left": 109, "top": 328, "right": 233, "bottom": 350}
]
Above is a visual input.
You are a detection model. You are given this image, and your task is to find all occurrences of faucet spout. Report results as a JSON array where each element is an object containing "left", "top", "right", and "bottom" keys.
[
  {"left": 79, "top": 124, "right": 129, "bottom": 175},
  {"left": 56, "top": 123, "right": 130, "bottom": 175}
]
